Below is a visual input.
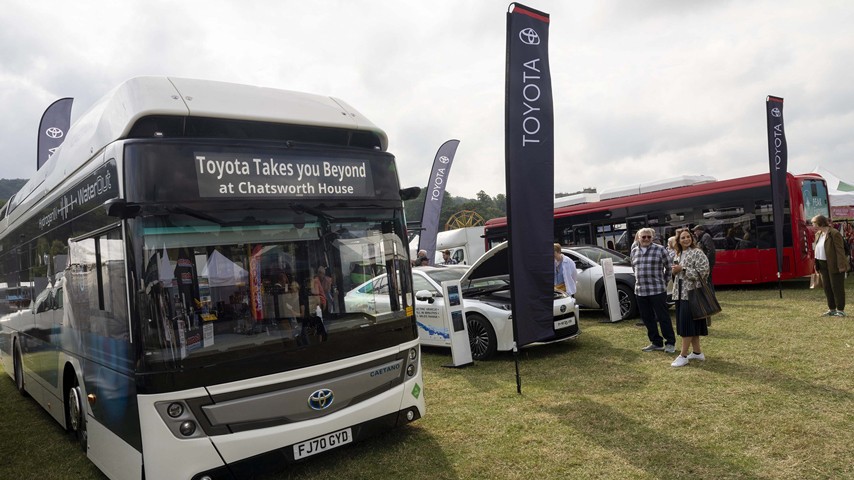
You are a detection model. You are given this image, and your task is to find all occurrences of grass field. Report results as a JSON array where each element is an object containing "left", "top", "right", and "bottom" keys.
[{"left": 1, "top": 279, "right": 853, "bottom": 480}]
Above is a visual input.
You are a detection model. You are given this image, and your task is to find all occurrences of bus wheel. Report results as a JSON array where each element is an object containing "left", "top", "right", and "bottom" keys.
[
  {"left": 13, "top": 342, "right": 26, "bottom": 396},
  {"left": 466, "top": 313, "right": 496, "bottom": 360},
  {"left": 600, "top": 284, "right": 638, "bottom": 320},
  {"left": 66, "top": 378, "right": 88, "bottom": 451}
]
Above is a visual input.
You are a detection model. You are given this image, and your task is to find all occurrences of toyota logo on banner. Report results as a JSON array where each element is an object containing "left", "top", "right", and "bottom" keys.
[
  {"left": 519, "top": 27, "right": 540, "bottom": 45},
  {"left": 770, "top": 107, "right": 782, "bottom": 118},
  {"left": 45, "top": 127, "right": 64, "bottom": 139}
]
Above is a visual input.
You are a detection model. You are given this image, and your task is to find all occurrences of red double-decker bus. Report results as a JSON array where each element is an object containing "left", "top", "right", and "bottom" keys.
[{"left": 484, "top": 173, "right": 830, "bottom": 285}]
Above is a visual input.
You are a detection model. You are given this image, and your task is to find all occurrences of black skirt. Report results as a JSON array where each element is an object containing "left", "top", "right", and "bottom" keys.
[{"left": 676, "top": 299, "right": 709, "bottom": 337}]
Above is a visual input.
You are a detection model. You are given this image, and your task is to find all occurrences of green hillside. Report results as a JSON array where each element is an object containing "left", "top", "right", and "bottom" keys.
[{"left": 0, "top": 179, "right": 28, "bottom": 204}]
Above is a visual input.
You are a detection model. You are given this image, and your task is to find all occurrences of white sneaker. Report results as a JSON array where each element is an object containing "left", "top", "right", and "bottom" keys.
[
  {"left": 671, "top": 355, "right": 689, "bottom": 367},
  {"left": 687, "top": 352, "right": 706, "bottom": 361}
]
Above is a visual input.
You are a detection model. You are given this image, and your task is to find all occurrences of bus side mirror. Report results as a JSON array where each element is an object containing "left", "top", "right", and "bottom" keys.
[
  {"left": 400, "top": 186, "right": 421, "bottom": 201},
  {"left": 105, "top": 199, "right": 141, "bottom": 219}
]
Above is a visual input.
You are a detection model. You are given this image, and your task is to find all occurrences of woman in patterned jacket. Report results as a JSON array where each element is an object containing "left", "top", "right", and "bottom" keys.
[{"left": 670, "top": 228, "right": 710, "bottom": 367}]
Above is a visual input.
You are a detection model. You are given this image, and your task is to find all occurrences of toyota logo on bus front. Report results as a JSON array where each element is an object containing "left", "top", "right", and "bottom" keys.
[{"left": 308, "top": 388, "right": 334, "bottom": 410}]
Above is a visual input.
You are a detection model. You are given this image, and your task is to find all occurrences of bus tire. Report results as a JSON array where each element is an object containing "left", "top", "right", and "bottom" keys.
[
  {"left": 466, "top": 313, "right": 497, "bottom": 360},
  {"left": 600, "top": 284, "right": 638, "bottom": 320},
  {"left": 66, "top": 376, "right": 88, "bottom": 452},
  {"left": 13, "top": 341, "right": 26, "bottom": 396}
]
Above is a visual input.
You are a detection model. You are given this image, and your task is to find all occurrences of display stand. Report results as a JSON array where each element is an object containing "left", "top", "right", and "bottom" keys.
[
  {"left": 601, "top": 258, "right": 623, "bottom": 322},
  {"left": 440, "top": 280, "right": 473, "bottom": 368}
]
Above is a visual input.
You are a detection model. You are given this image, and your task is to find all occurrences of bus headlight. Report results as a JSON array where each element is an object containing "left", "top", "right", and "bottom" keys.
[
  {"left": 404, "top": 347, "right": 419, "bottom": 378},
  {"left": 167, "top": 402, "right": 184, "bottom": 418},
  {"left": 179, "top": 420, "right": 197, "bottom": 436},
  {"left": 156, "top": 400, "right": 205, "bottom": 439}
]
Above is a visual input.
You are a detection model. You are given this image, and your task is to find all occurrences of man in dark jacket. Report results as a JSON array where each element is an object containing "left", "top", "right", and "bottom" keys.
[{"left": 693, "top": 225, "right": 716, "bottom": 286}]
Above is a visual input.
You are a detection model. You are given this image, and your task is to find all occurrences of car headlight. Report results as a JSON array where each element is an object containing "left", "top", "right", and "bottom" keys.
[{"left": 481, "top": 300, "right": 512, "bottom": 310}]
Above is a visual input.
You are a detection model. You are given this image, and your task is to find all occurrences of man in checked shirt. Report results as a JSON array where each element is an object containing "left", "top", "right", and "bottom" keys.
[{"left": 631, "top": 227, "right": 676, "bottom": 353}]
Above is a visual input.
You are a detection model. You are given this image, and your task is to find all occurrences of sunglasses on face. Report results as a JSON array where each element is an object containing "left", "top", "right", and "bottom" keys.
[{"left": 640, "top": 235, "right": 652, "bottom": 239}]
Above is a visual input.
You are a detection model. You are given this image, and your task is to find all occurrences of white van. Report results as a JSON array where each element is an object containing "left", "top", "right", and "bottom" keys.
[{"left": 410, "top": 226, "right": 486, "bottom": 265}]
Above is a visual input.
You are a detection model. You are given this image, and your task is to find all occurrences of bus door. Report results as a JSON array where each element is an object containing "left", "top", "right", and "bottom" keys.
[
  {"left": 571, "top": 224, "right": 593, "bottom": 246},
  {"left": 67, "top": 226, "right": 141, "bottom": 472},
  {"left": 626, "top": 216, "right": 649, "bottom": 244},
  {"left": 596, "top": 223, "right": 625, "bottom": 251}
]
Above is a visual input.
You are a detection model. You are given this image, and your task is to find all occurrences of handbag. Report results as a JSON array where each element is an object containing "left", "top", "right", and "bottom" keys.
[
  {"left": 810, "top": 272, "right": 822, "bottom": 289},
  {"left": 688, "top": 278, "right": 722, "bottom": 320}
]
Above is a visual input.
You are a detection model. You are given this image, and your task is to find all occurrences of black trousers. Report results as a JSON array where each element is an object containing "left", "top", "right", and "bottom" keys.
[
  {"left": 637, "top": 292, "right": 675, "bottom": 346},
  {"left": 816, "top": 259, "right": 846, "bottom": 311}
]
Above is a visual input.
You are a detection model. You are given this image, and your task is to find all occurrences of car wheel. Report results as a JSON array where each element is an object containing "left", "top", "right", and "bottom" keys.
[
  {"left": 466, "top": 313, "right": 497, "bottom": 360},
  {"left": 13, "top": 341, "right": 26, "bottom": 396},
  {"left": 66, "top": 376, "right": 88, "bottom": 452},
  {"left": 600, "top": 284, "right": 638, "bottom": 320}
]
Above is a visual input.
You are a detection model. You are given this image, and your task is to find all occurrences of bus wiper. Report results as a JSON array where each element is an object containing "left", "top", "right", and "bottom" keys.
[
  {"left": 166, "top": 207, "right": 271, "bottom": 228},
  {"left": 292, "top": 204, "right": 336, "bottom": 221},
  {"left": 167, "top": 206, "right": 227, "bottom": 226}
]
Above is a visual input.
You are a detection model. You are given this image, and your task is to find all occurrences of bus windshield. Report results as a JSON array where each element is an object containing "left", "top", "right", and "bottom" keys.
[{"left": 137, "top": 206, "right": 414, "bottom": 373}]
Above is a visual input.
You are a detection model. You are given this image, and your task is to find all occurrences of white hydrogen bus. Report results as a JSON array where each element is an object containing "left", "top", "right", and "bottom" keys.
[{"left": 0, "top": 77, "right": 424, "bottom": 480}]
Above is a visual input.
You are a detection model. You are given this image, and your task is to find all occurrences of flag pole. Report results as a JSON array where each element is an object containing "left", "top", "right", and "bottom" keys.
[
  {"left": 766, "top": 95, "right": 788, "bottom": 301},
  {"left": 505, "top": 2, "right": 554, "bottom": 395}
]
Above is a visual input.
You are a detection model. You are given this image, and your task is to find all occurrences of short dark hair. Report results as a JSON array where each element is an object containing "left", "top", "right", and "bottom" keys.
[
  {"left": 443, "top": 249, "right": 451, "bottom": 255},
  {"left": 693, "top": 225, "right": 705, "bottom": 232}
]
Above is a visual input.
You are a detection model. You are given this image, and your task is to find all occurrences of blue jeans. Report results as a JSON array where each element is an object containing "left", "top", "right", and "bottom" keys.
[{"left": 637, "top": 292, "right": 675, "bottom": 347}]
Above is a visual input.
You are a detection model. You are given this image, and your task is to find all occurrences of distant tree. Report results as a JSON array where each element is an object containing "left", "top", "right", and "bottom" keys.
[
  {"left": 555, "top": 187, "right": 596, "bottom": 198},
  {"left": 476, "top": 190, "right": 492, "bottom": 204},
  {"left": 403, "top": 188, "right": 507, "bottom": 232}
]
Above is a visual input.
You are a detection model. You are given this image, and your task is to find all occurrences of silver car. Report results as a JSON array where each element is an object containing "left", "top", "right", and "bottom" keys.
[{"left": 561, "top": 245, "right": 638, "bottom": 320}]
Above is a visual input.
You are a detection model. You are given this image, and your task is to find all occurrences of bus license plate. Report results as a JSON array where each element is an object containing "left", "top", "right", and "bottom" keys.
[
  {"left": 554, "top": 317, "right": 576, "bottom": 330},
  {"left": 293, "top": 428, "right": 353, "bottom": 460}
]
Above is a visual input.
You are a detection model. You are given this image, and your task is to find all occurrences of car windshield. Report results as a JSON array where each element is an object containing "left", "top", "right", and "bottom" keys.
[
  {"left": 421, "top": 267, "right": 510, "bottom": 296},
  {"left": 573, "top": 246, "right": 630, "bottom": 265},
  {"left": 423, "top": 268, "right": 465, "bottom": 285}
]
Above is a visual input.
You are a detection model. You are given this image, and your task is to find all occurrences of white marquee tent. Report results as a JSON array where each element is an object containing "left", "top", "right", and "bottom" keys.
[
  {"left": 812, "top": 166, "right": 854, "bottom": 219},
  {"left": 201, "top": 250, "right": 249, "bottom": 286}
]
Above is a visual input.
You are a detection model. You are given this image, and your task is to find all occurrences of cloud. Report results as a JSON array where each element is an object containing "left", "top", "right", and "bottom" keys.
[{"left": 1, "top": 0, "right": 853, "bottom": 199}]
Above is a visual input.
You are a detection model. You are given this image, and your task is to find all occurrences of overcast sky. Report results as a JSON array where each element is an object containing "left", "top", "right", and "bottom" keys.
[{"left": 2, "top": 1, "right": 853, "bottom": 199}]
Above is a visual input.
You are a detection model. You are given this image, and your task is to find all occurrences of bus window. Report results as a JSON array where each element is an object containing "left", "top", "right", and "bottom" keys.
[
  {"left": 138, "top": 208, "right": 413, "bottom": 369},
  {"left": 571, "top": 224, "right": 592, "bottom": 246},
  {"left": 67, "top": 227, "right": 130, "bottom": 341}
]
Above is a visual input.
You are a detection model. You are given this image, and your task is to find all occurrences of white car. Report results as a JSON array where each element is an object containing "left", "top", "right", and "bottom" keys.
[
  {"left": 345, "top": 243, "right": 580, "bottom": 360},
  {"left": 561, "top": 245, "right": 638, "bottom": 319}
]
